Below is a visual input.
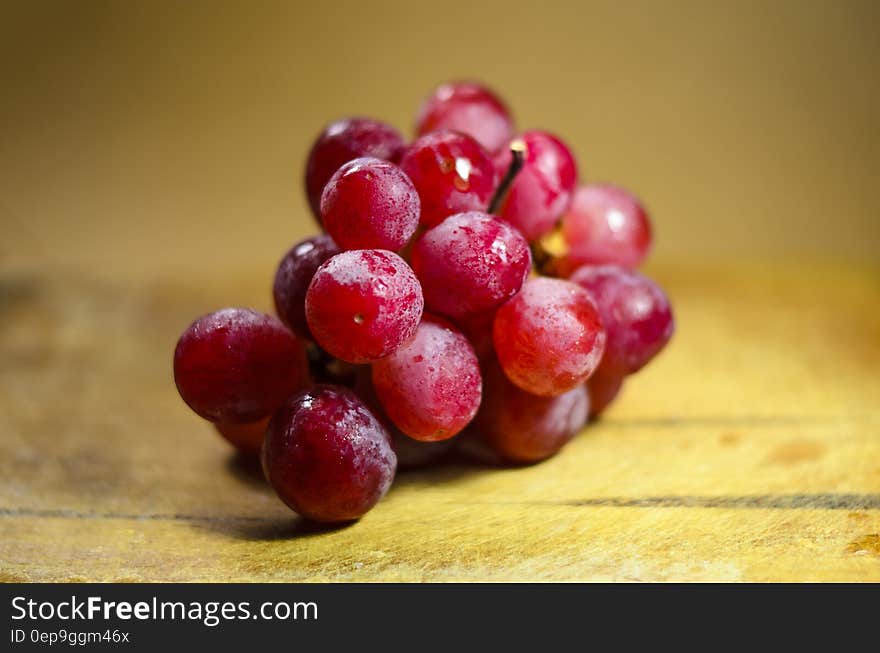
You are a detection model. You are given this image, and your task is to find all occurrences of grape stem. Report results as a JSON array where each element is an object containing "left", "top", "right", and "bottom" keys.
[{"left": 487, "top": 139, "right": 526, "bottom": 214}]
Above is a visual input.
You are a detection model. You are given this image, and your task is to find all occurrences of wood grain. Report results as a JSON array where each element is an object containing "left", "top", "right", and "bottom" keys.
[{"left": 1, "top": 260, "right": 878, "bottom": 582}]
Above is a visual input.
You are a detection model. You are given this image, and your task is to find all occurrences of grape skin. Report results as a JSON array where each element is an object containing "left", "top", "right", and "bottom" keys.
[
  {"left": 411, "top": 211, "right": 531, "bottom": 321},
  {"left": 305, "top": 249, "right": 424, "bottom": 364},
  {"left": 273, "top": 234, "right": 341, "bottom": 341},
  {"left": 399, "top": 130, "right": 498, "bottom": 228},
  {"left": 493, "top": 277, "right": 606, "bottom": 397},
  {"left": 494, "top": 131, "right": 578, "bottom": 241},
  {"left": 586, "top": 368, "right": 624, "bottom": 419},
  {"left": 415, "top": 81, "right": 514, "bottom": 154},
  {"left": 263, "top": 386, "right": 396, "bottom": 522},
  {"left": 320, "top": 157, "right": 420, "bottom": 252},
  {"left": 559, "top": 184, "right": 652, "bottom": 272},
  {"left": 474, "top": 358, "right": 589, "bottom": 463},
  {"left": 305, "top": 118, "right": 405, "bottom": 219},
  {"left": 570, "top": 265, "right": 674, "bottom": 377},
  {"left": 372, "top": 315, "right": 482, "bottom": 441},
  {"left": 213, "top": 417, "right": 270, "bottom": 456},
  {"left": 173, "top": 308, "right": 309, "bottom": 424}
]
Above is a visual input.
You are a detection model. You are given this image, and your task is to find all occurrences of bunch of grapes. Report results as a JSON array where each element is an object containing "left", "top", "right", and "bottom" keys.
[{"left": 173, "top": 81, "right": 675, "bottom": 523}]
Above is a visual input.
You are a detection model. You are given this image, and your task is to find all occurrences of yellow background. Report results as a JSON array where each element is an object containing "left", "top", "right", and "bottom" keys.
[{"left": 2, "top": 0, "right": 878, "bottom": 282}]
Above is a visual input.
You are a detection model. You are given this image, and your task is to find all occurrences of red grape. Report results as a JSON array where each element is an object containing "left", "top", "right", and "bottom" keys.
[
  {"left": 306, "top": 249, "right": 423, "bottom": 363},
  {"left": 174, "top": 308, "right": 309, "bottom": 423},
  {"left": 475, "top": 359, "right": 589, "bottom": 463},
  {"left": 494, "top": 131, "right": 578, "bottom": 241},
  {"left": 586, "top": 368, "right": 624, "bottom": 419},
  {"left": 305, "top": 118, "right": 405, "bottom": 219},
  {"left": 372, "top": 315, "right": 481, "bottom": 441},
  {"left": 415, "top": 81, "right": 514, "bottom": 154},
  {"left": 352, "top": 369, "right": 456, "bottom": 468},
  {"left": 559, "top": 184, "right": 652, "bottom": 272},
  {"left": 493, "top": 277, "right": 605, "bottom": 396},
  {"left": 320, "top": 157, "right": 420, "bottom": 251},
  {"left": 273, "top": 234, "right": 341, "bottom": 340},
  {"left": 410, "top": 211, "right": 531, "bottom": 320},
  {"left": 399, "top": 130, "right": 497, "bottom": 228},
  {"left": 570, "top": 265, "right": 674, "bottom": 376},
  {"left": 263, "top": 386, "right": 396, "bottom": 522},
  {"left": 214, "top": 417, "right": 270, "bottom": 456}
]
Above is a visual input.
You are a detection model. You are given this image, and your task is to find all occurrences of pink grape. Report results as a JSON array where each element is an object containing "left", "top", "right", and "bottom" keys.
[
  {"left": 415, "top": 81, "right": 514, "bottom": 154},
  {"left": 372, "top": 315, "right": 481, "bottom": 441},
  {"left": 494, "top": 131, "right": 577, "bottom": 240},
  {"left": 493, "top": 277, "right": 605, "bottom": 397},
  {"left": 559, "top": 184, "right": 652, "bottom": 272}
]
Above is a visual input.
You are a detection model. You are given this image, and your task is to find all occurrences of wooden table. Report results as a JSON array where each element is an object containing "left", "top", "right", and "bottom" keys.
[{"left": 1, "top": 260, "right": 878, "bottom": 582}]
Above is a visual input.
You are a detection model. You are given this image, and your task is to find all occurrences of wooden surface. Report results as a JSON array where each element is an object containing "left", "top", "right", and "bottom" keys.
[
  {"left": 1, "top": 0, "right": 879, "bottom": 583},
  {"left": 1, "top": 260, "right": 878, "bottom": 582}
]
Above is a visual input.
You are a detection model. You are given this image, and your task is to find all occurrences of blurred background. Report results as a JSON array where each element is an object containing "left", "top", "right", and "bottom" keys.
[{"left": 1, "top": 0, "right": 878, "bottom": 284}]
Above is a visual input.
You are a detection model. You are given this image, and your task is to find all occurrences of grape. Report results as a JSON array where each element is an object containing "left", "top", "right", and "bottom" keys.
[
  {"left": 570, "top": 265, "right": 674, "bottom": 376},
  {"left": 493, "top": 277, "right": 605, "bottom": 396},
  {"left": 213, "top": 417, "right": 270, "bottom": 456},
  {"left": 453, "top": 308, "right": 497, "bottom": 361},
  {"left": 474, "top": 359, "right": 589, "bottom": 463},
  {"left": 558, "top": 184, "right": 652, "bottom": 272},
  {"left": 410, "top": 211, "right": 531, "bottom": 320},
  {"left": 305, "top": 118, "right": 405, "bottom": 219},
  {"left": 586, "top": 368, "right": 624, "bottom": 419},
  {"left": 173, "top": 308, "right": 309, "bottom": 423},
  {"left": 305, "top": 249, "right": 423, "bottom": 363},
  {"left": 352, "top": 369, "right": 456, "bottom": 468},
  {"left": 494, "top": 131, "right": 577, "bottom": 241},
  {"left": 263, "top": 386, "right": 396, "bottom": 522},
  {"left": 398, "top": 130, "right": 497, "bottom": 228},
  {"left": 273, "top": 234, "right": 341, "bottom": 340},
  {"left": 415, "top": 81, "right": 514, "bottom": 154},
  {"left": 372, "top": 315, "right": 481, "bottom": 441},
  {"left": 319, "top": 157, "right": 419, "bottom": 252}
]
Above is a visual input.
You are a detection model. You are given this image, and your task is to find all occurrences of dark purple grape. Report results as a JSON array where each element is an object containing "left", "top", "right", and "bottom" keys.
[
  {"left": 273, "top": 234, "right": 341, "bottom": 340},
  {"left": 263, "top": 386, "right": 396, "bottom": 522}
]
